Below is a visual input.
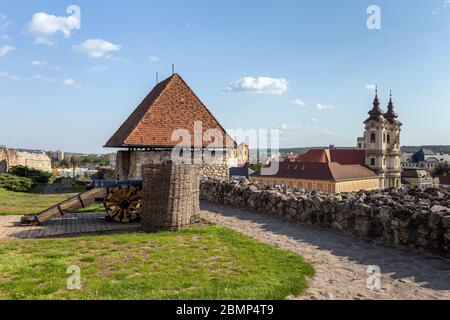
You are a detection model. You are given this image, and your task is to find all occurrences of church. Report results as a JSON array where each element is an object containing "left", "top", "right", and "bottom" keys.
[
  {"left": 357, "top": 89, "right": 402, "bottom": 189},
  {"left": 250, "top": 89, "right": 403, "bottom": 193}
]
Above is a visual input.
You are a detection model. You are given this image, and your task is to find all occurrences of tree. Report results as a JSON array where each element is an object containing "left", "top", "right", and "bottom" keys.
[
  {"left": 250, "top": 163, "right": 264, "bottom": 172},
  {"left": 70, "top": 156, "right": 81, "bottom": 168},
  {"left": 60, "top": 158, "right": 70, "bottom": 169},
  {"left": 432, "top": 162, "right": 450, "bottom": 176}
]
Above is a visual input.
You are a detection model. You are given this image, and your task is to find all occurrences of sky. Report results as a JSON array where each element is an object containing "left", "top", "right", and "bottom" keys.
[{"left": 0, "top": 0, "right": 449, "bottom": 154}]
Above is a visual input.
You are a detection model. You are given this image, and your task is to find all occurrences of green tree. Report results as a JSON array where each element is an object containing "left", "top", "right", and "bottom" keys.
[
  {"left": 432, "top": 162, "right": 450, "bottom": 176},
  {"left": 250, "top": 163, "right": 264, "bottom": 172}
]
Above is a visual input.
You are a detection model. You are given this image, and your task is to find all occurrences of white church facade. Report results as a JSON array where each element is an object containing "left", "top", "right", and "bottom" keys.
[{"left": 357, "top": 89, "right": 402, "bottom": 189}]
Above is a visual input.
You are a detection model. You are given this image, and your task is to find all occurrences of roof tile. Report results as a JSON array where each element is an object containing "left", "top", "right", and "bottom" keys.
[{"left": 105, "top": 74, "right": 235, "bottom": 148}]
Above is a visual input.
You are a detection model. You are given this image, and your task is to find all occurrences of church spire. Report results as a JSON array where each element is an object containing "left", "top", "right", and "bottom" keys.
[
  {"left": 384, "top": 90, "right": 398, "bottom": 123},
  {"left": 365, "top": 86, "right": 384, "bottom": 123}
]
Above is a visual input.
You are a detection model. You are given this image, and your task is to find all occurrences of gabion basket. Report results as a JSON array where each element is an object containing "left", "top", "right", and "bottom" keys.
[{"left": 141, "top": 161, "right": 200, "bottom": 232}]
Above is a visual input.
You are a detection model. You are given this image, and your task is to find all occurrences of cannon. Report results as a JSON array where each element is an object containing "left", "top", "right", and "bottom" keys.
[{"left": 20, "top": 180, "right": 143, "bottom": 226}]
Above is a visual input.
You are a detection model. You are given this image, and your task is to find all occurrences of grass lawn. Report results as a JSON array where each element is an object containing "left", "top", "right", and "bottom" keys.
[
  {"left": 0, "top": 188, "right": 106, "bottom": 215},
  {"left": 0, "top": 188, "right": 73, "bottom": 215},
  {"left": 0, "top": 226, "right": 314, "bottom": 300}
]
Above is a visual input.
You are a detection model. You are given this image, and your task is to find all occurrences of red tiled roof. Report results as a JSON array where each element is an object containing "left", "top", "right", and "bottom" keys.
[
  {"left": 105, "top": 74, "right": 236, "bottom": 148},
  {"left": 251, "top": 160, "right": 377, "bottom": 182},
  {"left": 294, "top": 149, "right": 365, "bottom": 166},
  {"left": 329, "top": 149, "right": 366, "bottom": 165},
  {"left": 296, "top": 149, "right": 330, "bottom": 163}
]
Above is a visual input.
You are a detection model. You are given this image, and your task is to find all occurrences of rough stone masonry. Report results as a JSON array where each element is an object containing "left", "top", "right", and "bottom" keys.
[
  {"left": 0, "top": 147, "right": 52, "bottom": 173},
  {"left": 200, "top": 178, "right": 450, "bottom": 257}
]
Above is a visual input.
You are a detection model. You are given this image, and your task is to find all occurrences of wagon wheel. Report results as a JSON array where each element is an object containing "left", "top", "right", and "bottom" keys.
[{"left": 104, "top": 185, "right": 141, "bottom": 223}]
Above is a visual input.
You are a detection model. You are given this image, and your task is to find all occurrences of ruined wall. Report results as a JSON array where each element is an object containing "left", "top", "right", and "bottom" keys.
[
  {"left": 0, "top": 148, "right": 52, "bottom": 173},
  {"left": 115, "top": 150, "right": 229, "bottom": 181},
  {"left": 200, "top": 178, "right": 450, "bottom": 257}
]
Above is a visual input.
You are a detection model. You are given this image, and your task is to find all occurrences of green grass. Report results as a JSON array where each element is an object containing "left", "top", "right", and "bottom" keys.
[
  {"left": 0, "top": 188, "right": 73, "bottom": 215},
  {"left": 0, "top": 188, "right": 106, "bottom": 215},
  {"left": 0, "top": 226, "right": 314, "bottom": 300},
  {"left": 76, "top": 203, "right": 106, "bottom": 213}
]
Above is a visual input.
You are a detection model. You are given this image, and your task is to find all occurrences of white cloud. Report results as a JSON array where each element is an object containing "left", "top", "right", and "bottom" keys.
[
  {"left": 365, "top": 84, "right": 376, "bottom": 92},
  {"left": 0, "top": 71, "right": 20, "bottom": 81},
  {"left": 275, "top": 124, "right": 348, "bottom": 139},
  {"left": 26, "top": 6, "right": 81, "bottom": 45},
  {"left": 73, "top": 39, "right": 121, "bottom": 58},
  {"left": 0, "top": 14, "right": 11, "bottom": 30},
  {"left": 311, "top": 118, "right": 318, "bottom": 123},
  {"left": 433, "top": 0, "right": 450, "bottom": 14},
  {"left": 148, "top": 56, "right": 159, "bottom": 62},
  {"left": 0, "top": 34, "right": 11, "bottom": 41},
  {"left": 32, "top": 60, "right": 47, "bottom": 67},
  {"left": 292, "top": 99, "right": 306, "bottom": 107},
  {"left": 86, "top": 65, "right": 109, "bottom": 73},
  {"left": 105, "top": 54, "right": 130, "bottom": 64},
  {"left": 54, "top": 65, "right": 63, "bottom": 71},
  {"left": 34, "top": 36, "right": 55, "bottom": 46},
  {"left": 63, "top": 78, "right": 82, "bottom": 88},
  {"left": 225, "top": 77, "right": 289, "bottom": 95},
  {"left": 0, "top": 45, "right": 14, "bottom": 57},
  {"left": 63, "top": 78, "right": 75, "bottom": 86},
  {"left": 314, "top": 103, "right": 335, "bottom": 110},
  {"left": 26, "top": 74, "right": 54, "bottom": 83}
]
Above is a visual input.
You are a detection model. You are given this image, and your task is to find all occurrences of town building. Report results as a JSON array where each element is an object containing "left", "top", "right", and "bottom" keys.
[
  {"left": 250, "top": 90, "right": 403, "bottom": 193},
  {"left": 250, "top": 148, "right": 379, "bottom": 193},
  {"left": 104, "top": 73, "right": 237, "bottom": 180},
  {"left": 51, "top": 151, "right": 65, "bottom": 162},
  {"left": 401, "top": 148, "right": 450, "bottom": 170},
  {"left": 434, "top": 174, "right": 450, "bottom": 186},
  {"left": 401, "top": 168, "right": 439, "bottom": 188},
  {"left": 357, "top": 90, "right": 402, "bottom": 189}
]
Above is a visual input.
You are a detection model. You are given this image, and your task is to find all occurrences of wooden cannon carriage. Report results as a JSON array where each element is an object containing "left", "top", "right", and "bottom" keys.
[{"left": 20, "top": 180, "right": 143, "bottom": 225}]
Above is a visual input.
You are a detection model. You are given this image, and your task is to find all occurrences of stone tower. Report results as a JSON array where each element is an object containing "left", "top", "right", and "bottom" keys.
[{"left": 358, "top": 89, "right": 402, "bottom": 189}]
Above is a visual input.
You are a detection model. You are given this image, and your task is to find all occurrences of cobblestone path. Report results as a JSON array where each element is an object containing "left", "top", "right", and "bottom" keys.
[{"left": 200, "top": 202, "right": 450, "bottom": 300}]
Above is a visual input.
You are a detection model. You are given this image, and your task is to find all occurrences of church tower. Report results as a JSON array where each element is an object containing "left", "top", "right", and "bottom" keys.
[{"left": 358, "top": 89, "right": 402, "bottom": 189}]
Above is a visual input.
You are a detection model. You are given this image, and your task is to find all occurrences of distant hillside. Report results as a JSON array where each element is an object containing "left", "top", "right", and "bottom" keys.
[
  {"left": 280, "top": 146, "right": 360, "bottom": 155},
  {"left": 401, "top": 146, "right": 450, "bottom": 154}
]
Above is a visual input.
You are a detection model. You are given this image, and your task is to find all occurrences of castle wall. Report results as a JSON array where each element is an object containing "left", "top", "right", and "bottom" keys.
[
  {"left": 201, "top": 178, "right": 450, "bottom": 258},
  {"left": 115, "top": 150, "right": 229, "bottom": 181},
  {"left": 0, "top": 148, "right": 52, "bottom": 173}
]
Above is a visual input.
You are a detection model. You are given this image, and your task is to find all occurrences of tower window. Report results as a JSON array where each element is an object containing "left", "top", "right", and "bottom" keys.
[
  {"left": 387, "top": 134, "right": 391, "bottom": 144},
  {"left": 370, "top": 133, "right": 376, "bottom": 143},
  {"left": 370, "top": 158, "right": 376, "bottom": 166}
]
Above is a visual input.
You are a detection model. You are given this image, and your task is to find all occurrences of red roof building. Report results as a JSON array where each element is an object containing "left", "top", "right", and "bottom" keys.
[
  {"left": 293, "top": 148, "right": 366, "bottom": 166},
  {"left": 251, "top": 148, "right": 379, "bottom": 194},
  {"left": 105, "top": 73, "right": 235, "bottom": 149}
]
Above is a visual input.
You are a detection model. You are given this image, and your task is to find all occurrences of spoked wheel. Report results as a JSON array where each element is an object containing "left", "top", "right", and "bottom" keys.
[{"left": 104, "top": 185, "right": 142, "bottom": 223}]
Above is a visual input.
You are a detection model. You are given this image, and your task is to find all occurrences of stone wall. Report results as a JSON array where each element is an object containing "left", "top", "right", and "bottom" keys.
[
  {"left": 200, "top": 178, "right": 450, "bottom": 257},
  {"left": 115, "top": 150, "right": 229, "bottom": 181},
  {"left": 0, "top": 148, "right": 52, "bottom": 173}
]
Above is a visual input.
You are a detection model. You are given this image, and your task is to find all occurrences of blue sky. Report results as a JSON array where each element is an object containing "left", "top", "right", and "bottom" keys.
[{"left": 0, "top": 0, "right": 449, "bottom": 153}]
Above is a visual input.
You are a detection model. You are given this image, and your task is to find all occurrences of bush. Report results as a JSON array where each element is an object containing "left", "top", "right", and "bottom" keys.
[
  {"left": 9, "top": 166, "right": 52, "bottom": 184},
  {"left": 433, "top": 162, "right": 449, "bottom": 176},
  {"left": 0, "top": 173, "right": 33, "bottom": 192}
]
